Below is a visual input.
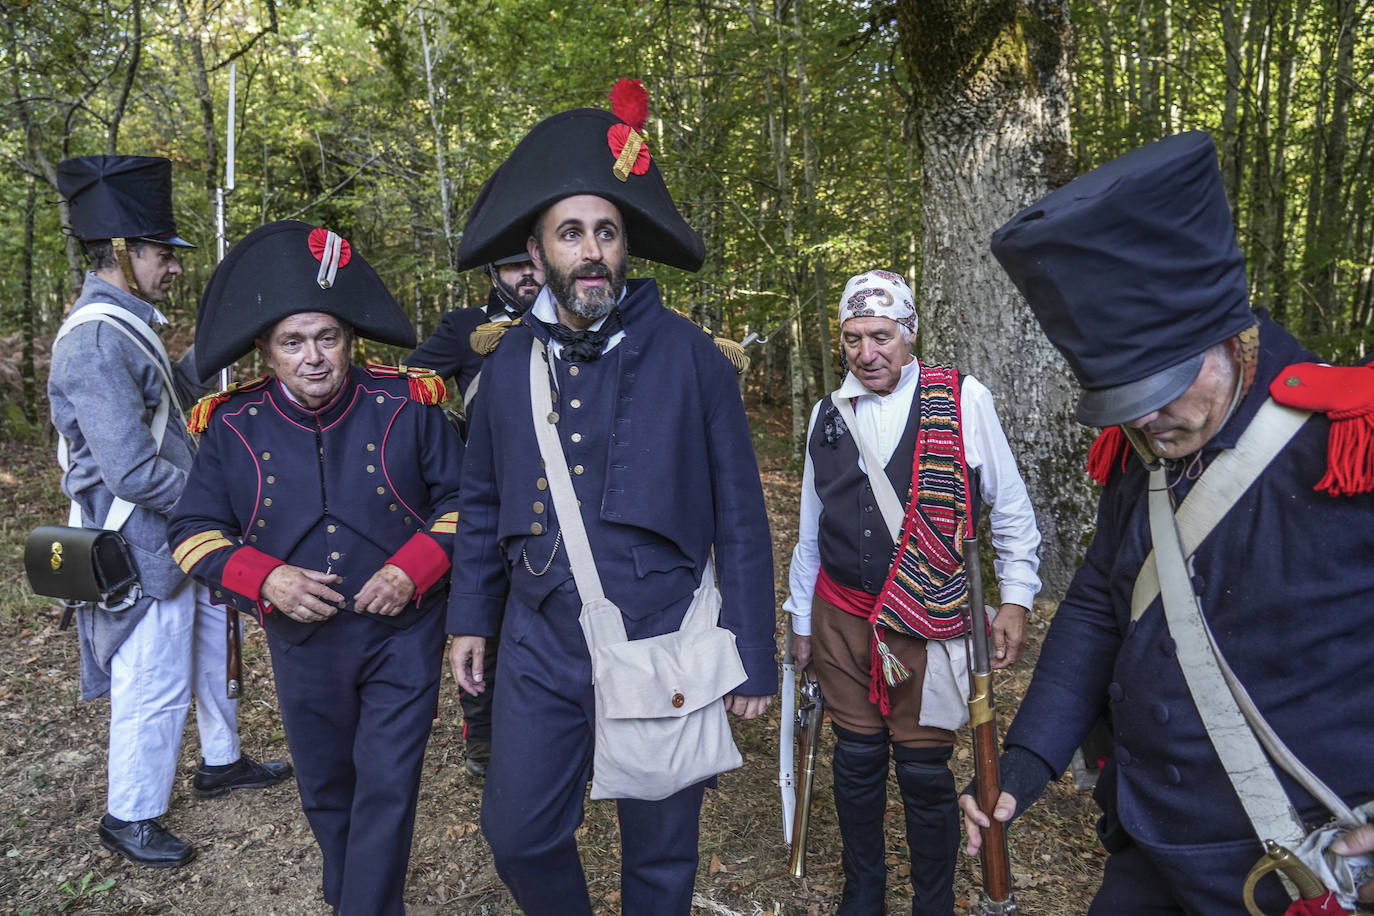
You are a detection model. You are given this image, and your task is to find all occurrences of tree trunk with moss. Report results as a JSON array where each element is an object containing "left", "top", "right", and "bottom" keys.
[{"left": 895, "top": 0, "right": 1090, "bottom": 600}]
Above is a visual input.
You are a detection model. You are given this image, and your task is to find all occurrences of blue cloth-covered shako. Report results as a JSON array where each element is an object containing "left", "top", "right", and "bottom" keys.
[
  {"left": 990, "top": 132, "right": 1255, "bottom": 427},
  {"left": 57, "top": 155, "right": 195, "bottom": 248}
]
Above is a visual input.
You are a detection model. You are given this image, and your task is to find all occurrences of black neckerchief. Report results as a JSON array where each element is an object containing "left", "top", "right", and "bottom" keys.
[{"left": 541, "top": 308, "right": 624, "bottom": 363}]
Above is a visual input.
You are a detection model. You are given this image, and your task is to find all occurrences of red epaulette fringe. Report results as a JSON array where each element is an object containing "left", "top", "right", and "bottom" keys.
[
  {"left": 186, "top": 376, "right": 269, "bottom": 433},
  {"left": 1086, "top": 426, "right": 1129, "bottom": 485},
  {"left": 367, "top": 364, "right": 448, "bottom": 405},
  {"left": 1269, "top": 362, "right": 1374, "bottom": 497}
]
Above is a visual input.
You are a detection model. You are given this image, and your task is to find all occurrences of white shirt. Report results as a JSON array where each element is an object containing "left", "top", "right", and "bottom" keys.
[{"left": 783, "top": 358, "right": 1042, "bottom": 635}]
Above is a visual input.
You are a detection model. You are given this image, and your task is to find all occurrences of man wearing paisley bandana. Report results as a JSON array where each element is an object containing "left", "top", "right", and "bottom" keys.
[{"left": 783, "top": 269, "right": 1041, "bottom": 916}]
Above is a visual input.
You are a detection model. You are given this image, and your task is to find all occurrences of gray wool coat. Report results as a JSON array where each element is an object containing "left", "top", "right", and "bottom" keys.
[{"left": 47, "top": 273, "right": 210, "bottom": 698}]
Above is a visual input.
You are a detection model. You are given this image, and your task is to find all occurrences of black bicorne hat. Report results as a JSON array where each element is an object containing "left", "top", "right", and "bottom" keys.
[
  {"left": 56, "top": 155, "right": 195, "bottom": 248},
  {"left": 991, "top": 131, "right": 1255, "bottom": 427},
  {"left": 457, "top": 83, "right": 705, "bottom": 272},
  {"left": 194, "top": 220, "right": 416, "bottom": 379}
]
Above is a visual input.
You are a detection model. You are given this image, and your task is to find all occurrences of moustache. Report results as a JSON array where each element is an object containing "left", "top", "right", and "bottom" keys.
[{"left": 575, "top": 262, "right": 613, "bottom": 280}]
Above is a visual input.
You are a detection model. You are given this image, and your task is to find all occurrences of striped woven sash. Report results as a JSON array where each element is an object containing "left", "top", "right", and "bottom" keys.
[{"left": 869, "top": 365, "right": 971, "bottom": 712}]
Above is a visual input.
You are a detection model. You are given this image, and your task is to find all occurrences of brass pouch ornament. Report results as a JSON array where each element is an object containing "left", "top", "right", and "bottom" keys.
[{"left": 25, "top": 525, "right": 142, "bottom": 613}]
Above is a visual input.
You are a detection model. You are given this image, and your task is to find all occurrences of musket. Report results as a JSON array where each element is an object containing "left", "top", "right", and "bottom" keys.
[
  {"left": 788, "top": 671, "right": 823, "bottom": 877},
  {"left": 965, "top": 534, "right": 1017, "bottom": 914},
  {"left": 780, "top": 617, "right": 798, "bottom": 842},
  {"left": 217, "top": 62, "right": 242, "bottom": 701}
]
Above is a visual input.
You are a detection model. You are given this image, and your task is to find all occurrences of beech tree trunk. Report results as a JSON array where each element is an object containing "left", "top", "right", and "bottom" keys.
[{"left": 895, "top": 0, "right": 1089, "bottom": 599}]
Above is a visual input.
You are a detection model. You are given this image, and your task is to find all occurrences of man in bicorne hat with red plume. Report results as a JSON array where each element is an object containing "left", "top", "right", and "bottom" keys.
[
  {"left": 961, "top": 132, "right": 1374, "bottom": 914},
  {"left": 446, "top": 80, "right": 776, "bottom": 915},
  {"left": 168, "top": 220, "right": 464, "bottom": 915},
  {"left": 49, "top": 155, "right": 291, "bottom": 870}
]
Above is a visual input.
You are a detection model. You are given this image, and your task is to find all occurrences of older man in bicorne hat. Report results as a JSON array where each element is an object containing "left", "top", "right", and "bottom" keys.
[
  {"left": 445, "top": 80, "right": 776, "bottom": 915},
  {"left": 48, "top": 155, "right": 291, "bottom": 869},
  {"left": 961, "top": 131, "right": 1374, "bottom": 914},
  {"left": 168, "top": 220, "right": 464, "bottom": 915}
]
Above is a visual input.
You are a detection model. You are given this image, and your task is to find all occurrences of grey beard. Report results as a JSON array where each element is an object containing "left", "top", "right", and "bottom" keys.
[{"left": 562, "top": 288, "right": 618, "bottom": 321}]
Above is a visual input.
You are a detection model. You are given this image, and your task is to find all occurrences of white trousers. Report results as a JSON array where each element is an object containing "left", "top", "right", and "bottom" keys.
[{"left": 107, "top": 583, "right": 240, "bottom": 821}]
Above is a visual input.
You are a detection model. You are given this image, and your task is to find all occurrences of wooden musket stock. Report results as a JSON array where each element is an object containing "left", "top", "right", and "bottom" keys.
[
  {"left": 226, "top": 610, "right": 241, "bottom": 699},
  {"left": 965, "top": 536, "right": 1017, "bottom": 914}
]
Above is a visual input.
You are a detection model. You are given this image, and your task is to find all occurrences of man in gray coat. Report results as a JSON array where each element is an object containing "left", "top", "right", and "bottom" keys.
[{"left": 49, "top": 155, "right": 290, "bottom": 868}]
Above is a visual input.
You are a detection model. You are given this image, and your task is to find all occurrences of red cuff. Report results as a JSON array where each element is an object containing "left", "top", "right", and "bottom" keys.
[
  {"left": 223, "top": 546, "right": 285, "bottom": 606},
  {"left": 388, "top": 532, "right": 451, "bottom": 597}
]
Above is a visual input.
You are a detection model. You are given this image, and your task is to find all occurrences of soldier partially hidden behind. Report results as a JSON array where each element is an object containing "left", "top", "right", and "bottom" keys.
[
  {"left": 962, "top": 132, "right": 1374, "bottom": 913},
  {"left": 49, "top": 155, "right": 290, "bottom": 869},
  {"left": 408, "top": 249, "right": 544, "bottom": 778},
  {"left": 169, "top": 220, "right": 464, "bottom": 915}
]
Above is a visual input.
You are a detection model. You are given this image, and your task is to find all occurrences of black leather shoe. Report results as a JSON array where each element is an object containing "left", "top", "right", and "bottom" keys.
[
  {"left": 98, "top": 815, "right": 195, "bottom": 868},
  {"left": 464, "top": 739, "right": 491, "bottom": 779},
  {"left": 192, "top": 754, "right": 293, "bottom": 798}
]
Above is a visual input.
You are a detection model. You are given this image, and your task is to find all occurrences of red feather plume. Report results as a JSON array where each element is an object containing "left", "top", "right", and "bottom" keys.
[{"left": 609, "top": 78, "right": 648, "bottom": 132}]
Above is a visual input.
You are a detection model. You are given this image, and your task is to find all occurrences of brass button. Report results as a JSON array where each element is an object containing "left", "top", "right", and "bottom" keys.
[
  {"left": 404, "top": 516, "right": 412, "bottom": 525},
  {"left": 327, "top": 524, "right": 337, "bottom": 533},
  {"left": 1285, "top": 376, "right": 1301, "bottom": 387},
  {"left": 389, "top": 504, "right": 398, "bottom": 511},
  {"left": 571, "top": 433, "right": 583, "bottom": 443},
  {"left": 547, "top": 411, "right": 559, "bottom": 424},
  {"left": 256, "top": 519, "right": 266, "bottom": 527},
  {"left": 671, "top": 692, "right": 685, "bottom": 708},
  {"left": 214, "top": 590, "right": 223, "bottom": 598},
  {"left": 367, "top": 464, "right": 376, "bottom": 473},
  {"left": 570, "top": 398, "right": 582, "bottom": 409},
  {"left": 376, "top": 395, "right": 385, "bottom": 404},
  {"left": 533, "top": 501, "right": 545, "bottom": 514},
  {"left": 248, "top": 535, "right": 257, "bottom": 543},
  {"left": 531, "top": 522, "right": 544, "bottom": 535},
  {"left": 551, "top": 389, "right": 559, "bottom": 401},
  {"left": 367, "top": 443, "right": 376, "bottom": 451},
  {"left": 261, "top": 451, "right": 271, "bottom": 460},
  {"left": 248, "top": 406, "right": 258, "bottom": 415},
  {"left": 573, "top": 465, "right": 585, "bottom": 475},
  {"left": 569, "top": 365, "right": 580, "bottom": 376},
  {"left": 263, "top": 497, "right": 273, "bottom": 507},
  {"left": 376, "top": 486, "right": 386, "bottom": 495},
  {"left": 330, "top": 551, "right": 341, "bottom": 560},
  {"left": 266, "top": 475, "right": 276, "bottom": 484},
  {"left": 536, "top": 477, "right": 548, "bottom": 491}
]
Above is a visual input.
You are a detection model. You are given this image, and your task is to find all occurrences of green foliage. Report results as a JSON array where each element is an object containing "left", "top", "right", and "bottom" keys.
[{"left": 57, "top": 871, "right": 116, "bottom": 911}]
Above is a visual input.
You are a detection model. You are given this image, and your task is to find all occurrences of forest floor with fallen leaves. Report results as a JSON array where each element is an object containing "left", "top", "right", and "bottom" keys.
[{"left": 0, "top": 393, "right": 1104, "bottom": 915}]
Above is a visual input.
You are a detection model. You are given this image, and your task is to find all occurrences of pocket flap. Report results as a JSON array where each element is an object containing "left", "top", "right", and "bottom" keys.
[
  {"left": 595, "top": 626, "right": 746, "bottom": 719},
  {"left": 630, "top": 541, "right": 695, "bottom": 578}
]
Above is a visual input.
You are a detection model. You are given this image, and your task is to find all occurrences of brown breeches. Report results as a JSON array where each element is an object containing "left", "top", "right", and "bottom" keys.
[{"left": 810, "top": 594, "right": 956, "bottom": 748}]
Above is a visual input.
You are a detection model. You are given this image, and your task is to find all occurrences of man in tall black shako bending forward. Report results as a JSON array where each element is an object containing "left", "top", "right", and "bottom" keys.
[
  {"left": 961, "top": 132, "right": 1374, "bottom": 913},
  {"left": 169, "top": 220, "right": 464, "bottom": 915},
  {"left": 446, "top": 80, "right": 777, "bottom": 915}
]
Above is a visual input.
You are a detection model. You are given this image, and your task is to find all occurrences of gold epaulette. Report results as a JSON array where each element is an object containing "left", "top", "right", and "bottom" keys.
[
  {"left": 187, "top": 376, "right": 270, "bottom": 434},
  {"left": 669, "top": 310, "right": 751, "bottom": 375},
  {"left": 366, "top": 363, "right": 449, "bottom": 405},
  {"left": 470, "top": 322, "right": 512, "bottom": 356}
]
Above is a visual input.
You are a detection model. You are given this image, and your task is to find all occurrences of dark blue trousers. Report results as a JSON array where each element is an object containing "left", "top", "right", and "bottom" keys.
[
  {"left": 267, "top": 607, "right": 443, "bottom": 916},
  {"left": 481, "top": 590, "right": 707, "bottom": 916},
  {"left": 1087, "top": 836, "right": 1291, "bottom": 916}
]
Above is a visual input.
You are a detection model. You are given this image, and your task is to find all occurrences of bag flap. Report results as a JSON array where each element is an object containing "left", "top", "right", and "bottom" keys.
[
  {"left": 594, "top": 625, "right": 747, "bottom": 720},
  {"left": 25, "top": 525, "right": 138, "bottom": 602}
]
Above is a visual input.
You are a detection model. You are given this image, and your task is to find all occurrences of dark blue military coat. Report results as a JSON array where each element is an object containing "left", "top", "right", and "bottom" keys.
[
  {"left": 1003, "top": 314, "right": 1374, "bottom": 909},
  {"left": 447, "top": 278, "right": 776, "bottom": 695},
  {"left": 169, "top": 365, "right": 464, "bottom": 639},
  {"left": 407, "top": 302, "right": 488, "bottom": 395}
]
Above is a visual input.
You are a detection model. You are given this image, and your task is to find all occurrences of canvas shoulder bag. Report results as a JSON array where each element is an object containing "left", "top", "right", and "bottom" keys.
[{"left": 528, "top": 339, "right": 747, "bottom": 801}]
